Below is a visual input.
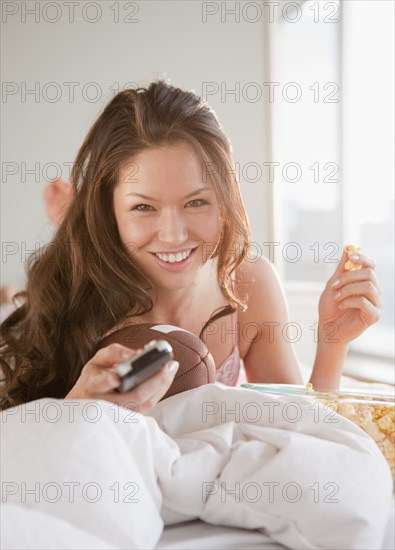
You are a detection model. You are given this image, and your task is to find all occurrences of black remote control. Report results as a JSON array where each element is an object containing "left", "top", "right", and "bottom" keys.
[{"left": 114, "top": 339, "right": 174, "bottom": 393}]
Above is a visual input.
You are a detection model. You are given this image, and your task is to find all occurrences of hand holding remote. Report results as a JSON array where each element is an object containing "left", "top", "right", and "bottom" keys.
[{"left": 65, "top": 343, "right": 179, "bottom": 413}]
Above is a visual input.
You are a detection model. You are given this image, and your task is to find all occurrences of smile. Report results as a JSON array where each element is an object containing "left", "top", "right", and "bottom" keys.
[
  {"left": 149, "top": 247, "right": 198, "bottom": 271},
  {"left": 155, "top": 249, "right": 192, "bottom": 263}
]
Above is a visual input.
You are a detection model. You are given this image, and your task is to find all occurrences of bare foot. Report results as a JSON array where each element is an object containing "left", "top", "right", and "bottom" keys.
[
  {"left": 0, "top": 285, "right": 17, "bottom": 305},
  {"left": 43, "top": 178, "right": 74, "bottom": 227}
]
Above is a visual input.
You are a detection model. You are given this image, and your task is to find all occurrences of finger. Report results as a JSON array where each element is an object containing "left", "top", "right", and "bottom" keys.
[
  {"left": 345, "top": 252, "right": 376, "bottom": 271},
  {"left": 89, "top": 368, "right": 121, "bottom": 395},
  {"left": 332, "top": 267, "right": 380, "bottom": 288},
  {"left": 335, "top": 281, "right": 382, "bottom": 309},
  {"left": 116, "top": 360, "right": 180, "bottom": 410},
  {"left": 90, "top": 344, "right": 143, "bottom": 370},
  {"left": 337, "top": 296, "right": 381, "bottom": 324},
  {"left": 93, "top": 360, "right": 179, "bottom": 410},
  {"left": 332, "top": 269, "right": 382, "bottom": 298},
  {"left": 329, "top": 249, "right": 349, "bottom": 283},
  {"left": 87, "top": 346, "right": 146, "bottom": 401}
]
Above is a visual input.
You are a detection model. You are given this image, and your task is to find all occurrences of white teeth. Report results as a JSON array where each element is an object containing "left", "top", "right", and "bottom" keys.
[{"left": 156, "top": 249, "right": 192, "bottom": 263}]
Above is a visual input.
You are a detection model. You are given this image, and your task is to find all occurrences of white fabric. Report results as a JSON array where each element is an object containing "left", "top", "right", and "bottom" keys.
[
  {"left": 1, "top": 503, "right": 117, "bottom": 549},
  {"left": 156, "top": 519, "right": 287, "bottom": 549},
  {"left": 1, "top": 384, "right": 392, "bottom": 549}
]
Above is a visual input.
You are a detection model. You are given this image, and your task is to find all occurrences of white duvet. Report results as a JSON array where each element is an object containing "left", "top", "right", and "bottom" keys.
[{"left": 1, "top": 383, "right": 393, "bottom": 549}]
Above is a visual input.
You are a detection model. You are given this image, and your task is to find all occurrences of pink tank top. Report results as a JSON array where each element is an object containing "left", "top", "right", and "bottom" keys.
[{"left": 215, "top": 310, "right": 241, "bottom": 386}]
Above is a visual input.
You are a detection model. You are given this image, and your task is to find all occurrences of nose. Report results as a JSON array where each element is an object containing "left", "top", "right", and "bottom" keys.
[{"left": 157, "top": 209, "right": 188, "bottom": 248}]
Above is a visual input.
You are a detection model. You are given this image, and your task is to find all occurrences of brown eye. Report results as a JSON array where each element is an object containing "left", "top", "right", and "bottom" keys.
[
  {"left": 186, "top": 199, "right": 207, "bottom": 207},
  {"left": 133, "top": 204, "right": 154, "bottom": 211}
]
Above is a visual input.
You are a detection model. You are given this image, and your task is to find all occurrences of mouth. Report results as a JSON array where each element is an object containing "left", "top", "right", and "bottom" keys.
[
  {"left": 154, "top": 248, "right": 193, "bottom": 262},
  {"left": 149, "top": 247, "right": 198, "bottom": 268}
]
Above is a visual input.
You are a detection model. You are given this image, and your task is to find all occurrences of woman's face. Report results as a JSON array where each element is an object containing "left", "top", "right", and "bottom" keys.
[{"left": 113, "top": 142, "right": 222, "bottom": 290}]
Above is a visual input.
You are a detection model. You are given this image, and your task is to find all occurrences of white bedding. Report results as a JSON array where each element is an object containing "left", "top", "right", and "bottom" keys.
[
  {"left": 156, "top": 510, "right": 395, "bottom": 550},
  {"left": 2, "top": 503, "right": 394, "bottom": 550},
  {"left": 1, "top": 383, "right": 393, "bottom": 549}
]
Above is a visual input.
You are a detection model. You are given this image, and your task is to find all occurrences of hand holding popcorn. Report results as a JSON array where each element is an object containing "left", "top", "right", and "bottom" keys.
[{"left": 317, "top": 245, "right": 382, "bottom": 345}]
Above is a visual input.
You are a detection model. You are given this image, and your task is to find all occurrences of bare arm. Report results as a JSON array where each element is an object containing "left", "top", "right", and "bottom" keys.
[{"left": 241, "top": 257, "right": 304, "bottom": 385}]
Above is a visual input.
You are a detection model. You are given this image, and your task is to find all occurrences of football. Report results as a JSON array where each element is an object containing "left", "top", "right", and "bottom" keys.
[{"left": 96, "top": 323, "right": 216, "bottom": 399}]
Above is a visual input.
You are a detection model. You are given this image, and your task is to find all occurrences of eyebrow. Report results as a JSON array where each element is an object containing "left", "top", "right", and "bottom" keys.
[{"left": 126, "top": 186, "right": 213, "bottom": 201}]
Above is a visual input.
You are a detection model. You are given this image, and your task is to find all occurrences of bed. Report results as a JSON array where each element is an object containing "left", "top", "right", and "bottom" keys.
[
  {"left": 2, "top": 509, "right": 393, "bottom": 550},
  {"left": 1, "top": 367, "right": 394, "bottom": 550},
  {"left": 2, "top": 501, "right": 394, "bottom": 549}
]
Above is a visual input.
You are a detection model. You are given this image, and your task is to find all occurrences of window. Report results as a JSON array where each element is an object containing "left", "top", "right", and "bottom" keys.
[
  {"left": 341, "top": 0, "right": 394, "bottom": 359},
  {"left": 267, "top": 0, "right": 394, "bottom": 365}
]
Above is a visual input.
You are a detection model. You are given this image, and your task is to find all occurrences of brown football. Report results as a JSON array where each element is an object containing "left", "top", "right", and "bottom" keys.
[{"left": 96, "top": 323, "right": 216, "bottom": 400}]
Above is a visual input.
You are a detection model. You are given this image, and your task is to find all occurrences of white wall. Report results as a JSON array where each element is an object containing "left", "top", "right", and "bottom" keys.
[{"left": 1, "top": 1, "right": 269, "bottom": 288}]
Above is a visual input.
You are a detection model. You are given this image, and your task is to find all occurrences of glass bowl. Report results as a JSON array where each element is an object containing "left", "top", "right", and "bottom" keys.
[{"left": 241, "top": 383, "right": 395, "bottom": 479}]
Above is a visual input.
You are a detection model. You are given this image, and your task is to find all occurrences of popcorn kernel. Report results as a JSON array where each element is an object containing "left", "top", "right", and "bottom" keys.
[
  {"left": 377, "top": 413, "right": 395, "bottom": 434},
  {"left": 343, "top": 244, "right": 362, "bottom": 271}
]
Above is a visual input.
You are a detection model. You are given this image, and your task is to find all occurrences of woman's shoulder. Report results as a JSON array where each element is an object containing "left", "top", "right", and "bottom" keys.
[
  {"left": 236, "top": 253, "right": 282, "bottom": 295},
  {"left": 235, "top": 253, "right": 288, "bottom": 321}
]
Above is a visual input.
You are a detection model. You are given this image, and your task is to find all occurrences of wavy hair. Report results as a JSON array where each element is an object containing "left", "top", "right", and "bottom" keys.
[{"left": 0, "top": 79, "right": 251, "bottom": 410}]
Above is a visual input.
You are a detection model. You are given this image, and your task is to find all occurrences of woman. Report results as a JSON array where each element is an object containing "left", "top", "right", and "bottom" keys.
[{"left": 0, "top": 80, "right": 382, "bottom": 412}]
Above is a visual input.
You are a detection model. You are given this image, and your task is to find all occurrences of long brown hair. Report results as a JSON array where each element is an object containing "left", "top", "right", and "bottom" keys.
[{"left": 0, "top": 79, "right": 251, "bottom": 410}]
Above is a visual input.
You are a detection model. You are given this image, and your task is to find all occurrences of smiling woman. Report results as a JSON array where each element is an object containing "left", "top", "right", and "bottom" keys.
[
  {"left": 0, "top": 79, "right": 383, "bottom": 411},
  {"left": 0, "top": 80, "right": 251, "bottom": 410}
]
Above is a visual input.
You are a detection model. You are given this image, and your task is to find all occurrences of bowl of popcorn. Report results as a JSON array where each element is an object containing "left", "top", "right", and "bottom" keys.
[{"left": 241, "top": 383, "right": 395, "bottom": 479}]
